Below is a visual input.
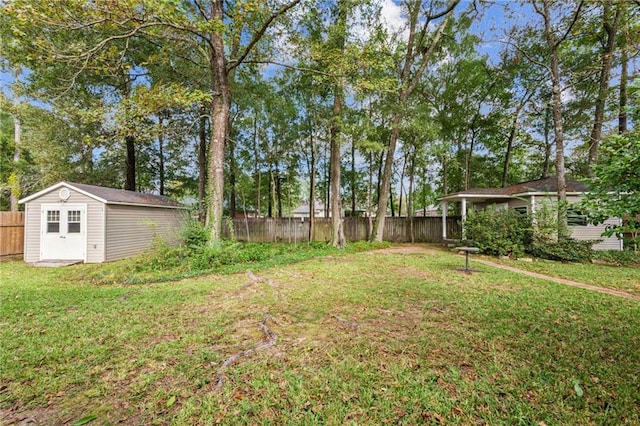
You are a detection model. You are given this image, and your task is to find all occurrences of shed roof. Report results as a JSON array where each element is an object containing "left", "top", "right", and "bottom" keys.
[
  {"left": 440, "top": 177, "right": 588, "bottom": 202},
  {"left": 19, "top": 181, "right": 182, "bottom": 208}
]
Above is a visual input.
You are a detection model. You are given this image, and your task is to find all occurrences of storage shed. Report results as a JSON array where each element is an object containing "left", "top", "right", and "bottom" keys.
[{"left": 19, "top": 182, "right": 185, "bottom": 263}]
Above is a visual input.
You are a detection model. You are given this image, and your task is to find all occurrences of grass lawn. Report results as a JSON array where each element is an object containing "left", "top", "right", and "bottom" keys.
[{"left": 1, "top": 245, "right": 639, "bottom": 425}]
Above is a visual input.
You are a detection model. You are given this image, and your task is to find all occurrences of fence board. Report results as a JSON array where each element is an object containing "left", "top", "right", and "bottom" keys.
[
  {"left": 224, "top": 216, "right": 461, "bottom": 243},
  {"left": 0, "top": 211, "right": 25, "bottom": 258}
]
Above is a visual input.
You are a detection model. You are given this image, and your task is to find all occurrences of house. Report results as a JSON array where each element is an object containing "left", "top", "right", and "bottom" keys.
[
  {"left": 19, "top": 182, "right": 185, "bottom": 263},
  {"left": 292, "top": 201, "right": 328, "bottom": 218},
  {"left": 414, "top": 205, "right": 440, "bottom": 217},
  {"left": 439, "top": 177, "right": 622, "bottom": 251}
]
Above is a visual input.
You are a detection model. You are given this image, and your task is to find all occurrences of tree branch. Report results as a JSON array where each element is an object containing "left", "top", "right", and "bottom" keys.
[
  {"left": 555, "top": 0, "right": 585, "bottom": 48},
  {"left": 228, "top": 0, "right": 302, "bottom": 71},
  {"left": 242, "top": 60, "right": 336, "bottom": 77},
  {"left": 425, "top": 0, "right": 461, "bottom": 20}
]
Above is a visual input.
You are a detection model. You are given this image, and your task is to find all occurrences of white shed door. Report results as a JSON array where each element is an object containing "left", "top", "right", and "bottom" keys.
[{"left": 41, "top": 204, "right": 87, "bottom": 261}]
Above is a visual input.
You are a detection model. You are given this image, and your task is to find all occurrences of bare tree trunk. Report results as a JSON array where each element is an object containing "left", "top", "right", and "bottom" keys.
[
  {"left": 325, "top": 144, "right": 330, "bottom": 218},
  {"left": 351, "top": 138, "right": 356, "bottom": 217},
  {"left": 253, "top": 115, "right": 261, "bottom": 217},
  {"left": 619, "top": 25, "right": 628, "bottom": 134},
  {"left": 541, "top": 103, "right": 552, "bottom": 178},
  {"left": 371, "top": 6, "right": 456, "bottom": 241},
  {"left": 367, "top": 151, "right": 374, "bottom": 240},
  {"left": 407, "top": 150, "right": 416, "bottom": 243},
  {"left": 502, "top": 125, "right": 516, "bottom": 188},
  {"left": 228, "top": 135, "right": 237, "bottom": 218},
  {"left": 125, "top": 135, "right": 136, "bottom": 191},
  {"left": 198, "top": 106, "right": 208, "bottom": 222},
  {"left": 10, "top": 114, "right": 20, "bottom": 212},
  {"left": 502, "top": 92, "right": 532, "bottom": 187},
  {"left": 206, "top": 2, "right": 231, "bottom": 242},
  {"left": 587, "top": 3, "right": 621, "bottom": 171},
  {"left": 158, "top": 115, "right": 165, "bottom": 195},
  {"left": 464, "top": 132, "right": 477, "bottom": 191},
  {"left": 535, "top": 0, "right": 583, "bottom": 236},
  {"left": 442, "top": 155, "right": 448, "bottom": 195},
  {"left": 309, "top": 129, "right": 316, "bottom": 243},
  {"left": 398, "top": 154, "right": 406, "bottom": 216},
  {"left": 268, "top": 164, "right": 274, "bottom": 218},
  {"left": 548, "top": 23, "right": 568, "bottom": 234},
  {"left": 276, "top": 167, "right": 282, "bottom": 218}
]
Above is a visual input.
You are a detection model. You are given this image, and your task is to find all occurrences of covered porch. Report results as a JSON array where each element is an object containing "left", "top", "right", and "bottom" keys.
[{"left": 439, "top": 192, "right": 531, "bottom": 241}]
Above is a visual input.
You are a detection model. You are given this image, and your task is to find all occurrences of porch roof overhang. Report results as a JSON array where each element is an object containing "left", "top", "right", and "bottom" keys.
[
  {"left": 438, "top": 193, "right": 511, "bottom": 203},
  {"left": 439, "top": 191, "right": 586, "bottom": 204}
]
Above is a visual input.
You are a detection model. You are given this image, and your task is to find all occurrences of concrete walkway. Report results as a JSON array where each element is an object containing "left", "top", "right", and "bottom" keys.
[{"left": 472, "top": 258, "right": 640, "bottom": 301}]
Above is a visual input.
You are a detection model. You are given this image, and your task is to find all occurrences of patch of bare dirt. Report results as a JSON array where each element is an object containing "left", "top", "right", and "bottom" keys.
[
  {"left": 0, "top": 405, "right": 62, "bottom": 426},
  {"left": 370, "top": 244, "right": 435, "bottom": 255}
]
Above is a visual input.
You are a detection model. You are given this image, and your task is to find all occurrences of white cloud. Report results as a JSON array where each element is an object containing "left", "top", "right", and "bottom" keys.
[{"left": 379, "top": 0, "right": 406, "bottom": 36}]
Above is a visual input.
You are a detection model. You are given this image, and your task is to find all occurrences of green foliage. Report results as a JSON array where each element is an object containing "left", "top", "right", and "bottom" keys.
[
  {"left": 181, "top": 220, "right": 210, "bottom": 251},
  {"left": 529, "top": 238, "right": 597, "bottom": 263},
  {"left": 132, "top": 236, "right": 185, "bottom": 272},
  {"left": 583, "top": 132, "right": 640, "bottom": 250},
  {"left": 82, "top": 219, "right": 391, "bottom": 284},
  {"left": 466, "top": 203, "right": 600, "bottom": 263},
  {"left": 464, "top": 207, "right": 532, "bottom": 257},
  {"left": 531, "top": 200, "right": 570, "bottom": 244},
  {"left": 582, "top": 78, "right": 640, "bottom": 250},
  {"left": 592, "top": 249, "right": 640, "bottom": 267}
]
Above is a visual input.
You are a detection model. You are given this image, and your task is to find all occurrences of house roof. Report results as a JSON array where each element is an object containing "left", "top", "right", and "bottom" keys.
[
  {"left": 292, "top": 202, "right": 325, "bottom": 214},
  {"left": 19, "top": 182, "right": 182, "bottom": 209},
  {"left": 440, "top": 177, "right": 587, "bottom": 202}
]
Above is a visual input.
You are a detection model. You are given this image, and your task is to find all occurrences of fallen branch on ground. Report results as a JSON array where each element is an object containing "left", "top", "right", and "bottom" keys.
[
  {"left": 214, "top": 314, "right": 279, "bottom": 391},
  {"left": 332, "top": 314, "right": 360, "bottom": 329},
  {"left": 236, "top": 271, "right": 281, "bottom": 299}
]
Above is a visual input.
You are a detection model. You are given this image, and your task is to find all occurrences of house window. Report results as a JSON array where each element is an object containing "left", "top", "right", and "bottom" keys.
[
  {"left": 68, "top": 210, "right": 81, "bottom": 233},
  {"left": 567, "top": 208, "right": 588, "bottom": 226},
  {"left": 47, "top": 210, "right": 60, "bottom": 233},
  {"left": 514, "top": 207, "right": 528, "bottom": 215}
]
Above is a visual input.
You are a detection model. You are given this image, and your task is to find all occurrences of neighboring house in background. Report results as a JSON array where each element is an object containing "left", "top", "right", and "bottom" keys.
[
  {"left": 19, "top": 181, "right": 185, "bottom": 263},
  {"left": 439, "top": 177, "right": 622, "bottom": 251},
  {"left": 292, "top": 202, "right": 328, "bottom": 218},
  {"left": 414, "top": 205, "right": 440, "bottom": 217}
]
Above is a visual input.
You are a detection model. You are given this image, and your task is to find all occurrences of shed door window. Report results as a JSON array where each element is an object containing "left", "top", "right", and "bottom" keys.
[
  {"left": 47, "top": 210, "right": 60, "bottom": 233},
  {"left": 67, "top": 210, "right": 81, "bottom": 233}
]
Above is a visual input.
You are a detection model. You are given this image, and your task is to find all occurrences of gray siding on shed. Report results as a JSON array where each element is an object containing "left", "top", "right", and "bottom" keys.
[
  {"left": 105, "top": 205, "right": 182, "bottom": 262},
  {"left": 23, "top": 188, "right": 105, "bottom": 263}
]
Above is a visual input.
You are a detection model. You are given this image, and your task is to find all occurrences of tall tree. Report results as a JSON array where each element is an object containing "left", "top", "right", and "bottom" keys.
[
  {"left": 2, "top": 0, "right": 301, "bottom": 242},
  {"left": 586, "top": 1, "right": 622, "bottom": 171},
  {"left": 327, "top": 0, "right": 349, "bottom": 248},
  {"left": 371, "top": 0, "right": 460, "bottom": 242},
  {"left": 531, "top": 0, "right": 584, "bottom": 236}
]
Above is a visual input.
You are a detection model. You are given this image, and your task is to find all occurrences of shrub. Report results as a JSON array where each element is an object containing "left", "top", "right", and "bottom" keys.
[
  {"left": 464, "top": 207, "right": 532, "bottom": 257},
  {"left": 529, "top": 238, "right": 597, "bottom": 263},
  {"left": 132, "top": 236, "right": 186, "bottom": 272},
  {"left": 592, "top": 249, "right": 640, "bottom": 267},
  {"left": 181, "top": 220, "right": 210, "bottom": 252}
]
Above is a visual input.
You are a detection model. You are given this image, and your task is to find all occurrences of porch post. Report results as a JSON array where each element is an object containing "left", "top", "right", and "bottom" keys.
[
  {"left": 461, "top": 197, "right": 467, "bottom": 240},
  {"left": 530, "top": 195, "right": 537, "bottom": 225},
  {"left": 442, "top": 201, "right": 448, "bottom": 240}
]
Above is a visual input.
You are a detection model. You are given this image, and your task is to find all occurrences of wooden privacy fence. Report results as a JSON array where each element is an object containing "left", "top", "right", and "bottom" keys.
[
  {"left": 0, "top": 211, "right": 24, "bottom": 259},
  {"left": 222, "top": 216, "right": 462, "bottom": 243}
]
